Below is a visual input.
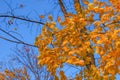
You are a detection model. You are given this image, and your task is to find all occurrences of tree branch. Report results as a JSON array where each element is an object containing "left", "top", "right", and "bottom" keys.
[
  {"left": 86, "top": 52, "right": 95, "bottom": 70},
  {"left": 0, "top": 27, "right": 37, "bottom": 47},
  {"left": 58, "top": 0, "right": 67, "bottom": 17},
  {"left": 0, "top": 36, "right": 37, "bottom": 47},
  {"left": 0, "top": 28, "right": 23, "bottom": 42},
  {"left": 0, "top": 15, "right": 45, "bottom": 25}
]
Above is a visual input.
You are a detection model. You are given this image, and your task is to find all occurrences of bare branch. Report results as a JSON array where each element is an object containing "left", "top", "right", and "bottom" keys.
[
  {"left": 0, "top": 15, "right": 45, "bottom": 25},
  {"left": 58, "top": 0, "right": 67, "bottom": 17},
  {"left": 0, "top": 27, "right": 23, "bottom": 42},
  {"left": 13, "top": 47, "right": 52, "bottom": 80},
  {"left": 0, "top": 27, "right": 37, "bottom": 47},
  {"left": 0, "top": 36, "right": 37, "bottom": 47}
]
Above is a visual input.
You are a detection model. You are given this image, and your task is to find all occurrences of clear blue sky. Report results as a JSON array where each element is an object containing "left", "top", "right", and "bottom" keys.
[{"left": 0, "top": 0, "right": 53, "bottom": 61}]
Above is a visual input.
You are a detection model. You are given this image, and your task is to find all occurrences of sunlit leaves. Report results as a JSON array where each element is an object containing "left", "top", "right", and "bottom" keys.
[
  {"left": 101, "top": 14, "right": 110, "bottom": 23},
  {"left": 59, "top": 71, "right": 66, "bottom": 80},
  {"left": 88, "top": 3, "right": 94, "bottom": 10},
  {"left": 35, "top": 0, "right": 120, "bottom": 79},
  {"left": 0, "top": 68, "right": 30, "bottom": 80},
  {"left": 109, "top": 0, "right": 120, "bottom": 12},
  {"left": 66, "top": 56, "right": 84, "bottom": 66}
]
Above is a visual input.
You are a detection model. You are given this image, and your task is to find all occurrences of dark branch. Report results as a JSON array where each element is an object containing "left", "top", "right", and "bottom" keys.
[
  {"left": 0, "top": 15, "right": 45, "bottom": 25},
  {"left": 58, "top": 0, "right": 67, "bottom": 17},
  {"left": 0, "top": 36, "right": 37, "bottom": 47},
  {"left": 0, "top": 28, "right": 37, "bottom": 47},
  {"left": 0, "top": 27, "right": 23, "bottom": 42}
]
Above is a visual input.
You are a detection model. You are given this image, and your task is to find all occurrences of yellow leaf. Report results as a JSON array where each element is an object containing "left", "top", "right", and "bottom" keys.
[
  {"left": 39, "top": 15, "right": 44, "bottom": 18},
  {"left": 48, "top": 15, "right": 53, "bottom": 21},
  {"left": 75, "top": 60, "right": 85, "bottom": 66},
  {"left": 88, "top": 3, "right": 94, "bottom": 10},
  {"left": 62, "top": 40, "right": 68, "bottom": 46},
  {"left": 57, "top": 16, "right": 61, "bottom": 22},
  {"left": 54, "top": 75, "right": 59, "bottom": 80},
  {"left": 83, "top": 1, "right": 89, "bottom": 5}
]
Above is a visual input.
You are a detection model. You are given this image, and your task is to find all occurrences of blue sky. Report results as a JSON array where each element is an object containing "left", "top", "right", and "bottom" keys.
[
  {"left": 0, "top": 0, "right": 67, "bottom": 62},
  {"left": 0, "top": 0, "right": 52, "bottom": 61},
  {"left": 0, "top": 0, "right": 120, "bottom": 79}
]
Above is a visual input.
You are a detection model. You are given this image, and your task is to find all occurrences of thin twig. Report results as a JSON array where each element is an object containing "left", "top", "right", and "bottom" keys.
[
  {"left": 0, "top": 27, "right": 23, "bottom": 42},
  {"left": 0, "top": 36, "right": 37, "bottom": 47},
  {"left": 0, "top": 27, "right": 37, "bottom": 47}
]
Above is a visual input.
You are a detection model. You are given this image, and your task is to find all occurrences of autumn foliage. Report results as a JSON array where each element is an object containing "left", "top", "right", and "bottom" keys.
[
  {"left": 0, "top": 67, "right": 29, "bottom": 80},
  {"left": 35, "top": 0, "right": 120, "bottom": 79}
]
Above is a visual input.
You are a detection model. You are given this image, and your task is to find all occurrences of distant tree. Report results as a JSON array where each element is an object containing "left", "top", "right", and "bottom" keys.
[
  {"left": 0, "top": 46, "right": 53, "bottom": 80},
  {"left": 14, "top": 46, "right": 53, "bottom": 80},
  {"left": 0, "top": 67, "right": 30, "bottom": 80}
]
